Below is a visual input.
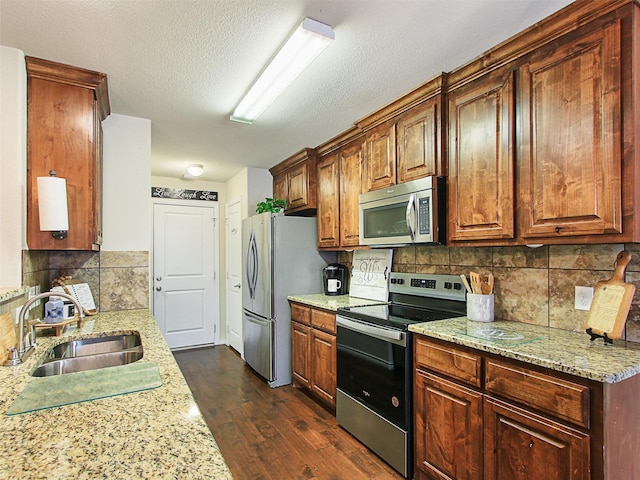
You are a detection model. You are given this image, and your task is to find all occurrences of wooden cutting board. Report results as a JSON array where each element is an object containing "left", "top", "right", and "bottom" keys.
[
  {"left": 584, "top": 250, "right": 636, "bottom": 341},
  {"left": 0, "top": 311, "right": 18, "bottom": 364}
]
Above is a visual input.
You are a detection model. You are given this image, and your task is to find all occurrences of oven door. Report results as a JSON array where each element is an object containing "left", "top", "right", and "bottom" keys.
[{"left": 336, "top": 316, "right": 411, "bottom": 429}]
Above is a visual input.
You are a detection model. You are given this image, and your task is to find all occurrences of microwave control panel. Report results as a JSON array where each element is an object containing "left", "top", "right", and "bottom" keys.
[{"left": 418, "top": 197, "right": 431, "bottom": 234}]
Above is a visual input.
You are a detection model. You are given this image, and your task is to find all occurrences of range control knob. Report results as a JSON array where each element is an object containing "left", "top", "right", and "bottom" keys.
[
  {"left": 444, "top": 282, "right": 452, "bottom": 289},
  {"left": 453, "top": 283, "right": 462, "bottom": 290},
  {"left": 390, "top": 278, "right": 397, "bottom": 284},
  {"left": 396, "top": 278, "right": 404, "bottom": 285}
]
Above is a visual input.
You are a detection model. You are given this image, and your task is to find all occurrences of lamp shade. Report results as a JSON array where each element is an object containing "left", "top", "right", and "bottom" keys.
[
  {"left": 37, "top": 176, "right": 69, "bottom": 231},
  {"left": 186, "top": 164, "right": 204, "bottom": 177}
]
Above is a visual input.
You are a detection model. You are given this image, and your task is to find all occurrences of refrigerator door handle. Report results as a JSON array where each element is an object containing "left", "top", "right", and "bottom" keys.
[
  {"left": 250, "top": 232, "right": 259, "bottom": 298},
  {"left": 246, "top": 230, "right": 256, "bottom": 299}
]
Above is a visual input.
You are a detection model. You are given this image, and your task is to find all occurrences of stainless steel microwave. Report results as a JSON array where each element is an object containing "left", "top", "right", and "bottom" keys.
[{"left": 358, "top": 176, "right": 445, "bottom": 247}]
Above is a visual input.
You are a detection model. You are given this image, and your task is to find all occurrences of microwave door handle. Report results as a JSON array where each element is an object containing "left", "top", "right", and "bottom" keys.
[{"left": 405, "top": 193, "right": 416, "bottom": 242}]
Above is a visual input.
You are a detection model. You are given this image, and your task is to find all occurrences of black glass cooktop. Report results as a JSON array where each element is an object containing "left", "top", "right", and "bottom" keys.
[{"left": 337, "top": 303, "right": 463, "bottom": 331}]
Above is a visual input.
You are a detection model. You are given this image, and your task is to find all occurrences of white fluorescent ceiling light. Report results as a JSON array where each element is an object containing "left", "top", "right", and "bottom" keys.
[{"left": 230, "top": 17, "right": 335, "bottom": 124}]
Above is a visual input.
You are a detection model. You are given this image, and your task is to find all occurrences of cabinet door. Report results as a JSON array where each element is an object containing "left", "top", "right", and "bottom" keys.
[
  {"left": 397, "top": 97, "right": 442, "bottom": 183},
  {"left": 287, "top": 163, "right": 309, "bottom": 210},
  {"left": 310, "top": 329, "right": 336, "bottom": 407},
  {"left": 340, "top": 137, "right": 365, "bottom": 247},
  {"left": 448, "top": 68, "right": 515, "bottom": 241},
  {"left": 415, "top": 369, "right": 483, "bottom": 480},
  {"left": 519, "top": 20, "right": 622, "bottom": 238},
  {"left": 484, "top": 396, "right": 590, "bottom": 480},
  {"left": 273, "top": 173, "right": 288, "bottom": 206},
  {"left": 291, "top": 321, "right": 311, "bottom": 388},
  {"left": 317, "top": 154, "right": 340, "bottom": 248},
  {"left": 364, "top": 122, "right": 396, "bottom": 191},
  {"left": 27, "top": 78, "right": 98, "bottom": 250}
]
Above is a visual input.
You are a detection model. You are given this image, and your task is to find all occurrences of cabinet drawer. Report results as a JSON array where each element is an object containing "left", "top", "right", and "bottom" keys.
[
  {"left": 485, "top": 359, "right": 589, "bottom": 428},
  {"left": 290, "top": 303, "right": 311, "bottom": 326},
  {"left": 415, "top": 338, "right": 482, "bottom": 388},
  {"left": 311, "top": 309, "right": 336, "bottom": 334}
]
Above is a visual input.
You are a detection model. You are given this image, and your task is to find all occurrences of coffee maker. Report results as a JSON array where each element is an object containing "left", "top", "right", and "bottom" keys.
[{"left": 323, "top": 263, "right": 349, "bottom": 296}]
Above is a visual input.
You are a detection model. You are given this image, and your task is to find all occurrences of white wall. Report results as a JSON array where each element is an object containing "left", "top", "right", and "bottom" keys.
[
  {"left": 102, "top": 114, "right": 151, "bottom": 251},
  {"left": 0, "top": 46, "right": 26, "bottom": 288},
  {"left": 226, "top": 167, "right": 272, "bottom": 219}
]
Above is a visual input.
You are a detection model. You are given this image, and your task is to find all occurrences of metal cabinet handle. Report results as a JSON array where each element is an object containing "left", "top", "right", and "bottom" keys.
[
  {"left": 156, "top": 276, "right": 162, "bottom": 281},
  {"left": 155, "top": 286, "right": 162, "bottom": 291}
]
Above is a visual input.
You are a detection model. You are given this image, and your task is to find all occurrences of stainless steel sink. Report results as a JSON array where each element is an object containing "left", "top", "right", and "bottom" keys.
[
  {"left": 44, "top": 333, "right": 142, "bottom": 361},
  {"left": 31, "top": 332, "right": 144, "bottom": 377},
  {"left": 31, "top": 350, "right": 144, "bottom": 377}
]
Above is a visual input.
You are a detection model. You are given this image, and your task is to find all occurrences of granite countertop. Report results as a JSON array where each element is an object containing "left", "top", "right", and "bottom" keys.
[
  {"left": 287, "top": 293, "right": 386, "bottom": 311},
  {"left": 409, "top": 317, "right": 640, "bottom": 384},
  {"left": 0, "top": 309, "right": 233, "bottom": 479}
]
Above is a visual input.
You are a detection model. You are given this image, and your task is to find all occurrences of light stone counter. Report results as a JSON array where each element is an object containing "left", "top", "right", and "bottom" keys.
[
  {"left": 409, "top": 317, "right": 640, "bottom": 384},
  {"left": 0, "top": 309, "right": 233, "bottom": 479},
  {"left": 287, "top": 293, "right": 385, "bottom": 311}
]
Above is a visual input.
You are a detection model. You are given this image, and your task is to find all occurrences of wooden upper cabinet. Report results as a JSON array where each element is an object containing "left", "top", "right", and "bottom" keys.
[
  {"left": 363, "top": 121, "right": 396, "bottom": 191},
  {"left": 316, "top": 130, "right": 365, "bottom": 250},
  {"left": 448, "top": 68, "right": 516, "bottom": 242},
  {"left": 273, "top": 173, "right": 288, "bottom": 207},
  {"left": 339, "top": 137, "right": 365, "bottom": 247},
  {"left": 26, "top": 56, "right": 109, "bottom": 250},
  {"left": 519, "top": 19, "right": 623, "bottom": 239},
  {"left": 269, "top": 148, "right": 317, "bottom": 215},
  {"left": 397, "top": 94, "right": 444, "bottom": 183},
  {"left": 317, "top": 153, "right": 340, "bottom": 248}
]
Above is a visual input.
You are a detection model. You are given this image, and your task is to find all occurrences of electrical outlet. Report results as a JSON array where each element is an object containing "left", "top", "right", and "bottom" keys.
[{"left": 575, "top": 286, "right": 594, "bottom": 311}]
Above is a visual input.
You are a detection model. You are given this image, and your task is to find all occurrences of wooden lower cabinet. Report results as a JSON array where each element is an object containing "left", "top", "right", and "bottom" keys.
[
  {"left": 291, "top": 321, "right": 311, "bottom": 388},
  {"left": 414, "top": 336, "right": 600, "bottom": 480},
  {"left": 290, "top": 302, "right": 337, "bottom": 408},
  {"left": 414, "top": 369, "right": 483, "bottom": 480},
  {"left": 484, "top": 396, "right": 590, "bottom": 480},
  {"left": 310, "top": 329, "right": 336, "bottom": 406}
]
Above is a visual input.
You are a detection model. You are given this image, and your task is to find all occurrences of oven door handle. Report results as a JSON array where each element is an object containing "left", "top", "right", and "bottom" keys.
[{"left": 337, "top": 316, "right": 405, "bottom": 342}]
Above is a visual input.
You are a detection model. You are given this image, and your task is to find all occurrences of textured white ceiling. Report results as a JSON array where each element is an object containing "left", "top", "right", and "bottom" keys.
[{"left": 1, "top": 0, "right": 573, "bottom": 182}]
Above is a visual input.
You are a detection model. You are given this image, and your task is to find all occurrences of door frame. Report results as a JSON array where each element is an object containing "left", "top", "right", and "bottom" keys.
[
  {"left": 225, "top": 197, "right": 243, "bottom": 356},
  {"left": 151, "top": 196, "right": 220, "bottom": 345}
]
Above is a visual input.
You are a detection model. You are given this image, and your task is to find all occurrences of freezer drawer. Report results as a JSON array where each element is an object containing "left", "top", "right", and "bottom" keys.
[{"left": 243, "top": 310, "right": 274, "bottom": 382}]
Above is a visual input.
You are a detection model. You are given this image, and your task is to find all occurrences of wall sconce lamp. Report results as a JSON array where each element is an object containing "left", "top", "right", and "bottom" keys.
[
  {"left": 185, "top": 163, "right": 204, "bottom": 178},
  {"left": 230, "top": 17, "right": 335, "bottom": 124},
  {"left": 37, "top": 170, "right": 69, "bottom": 240}
]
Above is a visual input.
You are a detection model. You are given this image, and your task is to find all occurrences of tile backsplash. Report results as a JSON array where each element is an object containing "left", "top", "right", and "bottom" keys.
[
  {"left": 340, "top": 243, "right": 640, "bottom": 343},
  {"left": 21, "top": 250, "right": 149, "bottom": 312}
]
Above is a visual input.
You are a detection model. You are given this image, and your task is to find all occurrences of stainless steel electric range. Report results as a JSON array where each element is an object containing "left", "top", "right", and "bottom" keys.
[{"left": 335, "top": 272, "right": 467, "bottom": 478}]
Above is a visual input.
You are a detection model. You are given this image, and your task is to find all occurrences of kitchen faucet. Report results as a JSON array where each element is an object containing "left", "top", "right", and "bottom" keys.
[{"left": 4, "top": 291, "right": 85, "bottom": 366}]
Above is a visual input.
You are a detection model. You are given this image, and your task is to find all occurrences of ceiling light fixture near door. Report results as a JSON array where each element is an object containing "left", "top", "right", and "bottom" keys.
[
  {"left": 230, "top": 17, "right": 335, "bottom": 125},
  {"left": 185, "top": 164, "right": 204, "bottom": 178}
]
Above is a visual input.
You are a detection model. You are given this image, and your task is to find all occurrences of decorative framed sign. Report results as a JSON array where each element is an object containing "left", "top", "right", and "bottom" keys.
[{"left": 151, "top": 187, "right": 218, "bottom": 202}]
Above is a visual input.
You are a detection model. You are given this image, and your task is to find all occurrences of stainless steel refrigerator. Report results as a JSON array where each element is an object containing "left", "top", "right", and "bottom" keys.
[{"left": 242, "top": 212, "right": 334, "bottom": 387}]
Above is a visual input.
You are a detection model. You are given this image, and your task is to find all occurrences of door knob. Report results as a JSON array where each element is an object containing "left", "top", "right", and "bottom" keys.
[{"left": 155, "top": 286, "right": 162, "bottom": 291}]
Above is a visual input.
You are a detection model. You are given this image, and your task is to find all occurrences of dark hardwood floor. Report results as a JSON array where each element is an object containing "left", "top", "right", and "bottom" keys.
[{"left": 174, "top": 346, "right": 403, "bottom": 480}]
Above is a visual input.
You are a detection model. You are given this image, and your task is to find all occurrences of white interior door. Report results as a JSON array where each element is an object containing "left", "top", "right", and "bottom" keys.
[
  {"left": 225, "top": 198, "right": 243, "bottom": 356},
  {"left": 153, "top": 202, "right": 218, "bottom": 349}
]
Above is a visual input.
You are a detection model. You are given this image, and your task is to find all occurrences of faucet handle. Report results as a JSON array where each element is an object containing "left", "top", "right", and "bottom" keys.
[{"left": 3, "top": 347, "right": 21, "bottom": 366}]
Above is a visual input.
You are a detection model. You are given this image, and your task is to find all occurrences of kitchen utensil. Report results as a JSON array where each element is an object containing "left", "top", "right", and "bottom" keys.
[
  {"left": 0, "top": 312, "right": 17, "bottom": 364},
  {"left": 487, "top": 274, "right": 494, "bottom": 294},
  {"left": 460, "top": 274, "right": 473, "bottom": 294},
  {"left": 470, "top": 272, "right": 482, "bottom": 294},
  {"left": 584, "top": 250, "right": 636, "bottom": 341}
]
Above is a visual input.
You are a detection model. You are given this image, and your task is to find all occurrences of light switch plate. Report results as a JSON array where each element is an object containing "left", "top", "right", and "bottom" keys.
[{"left": 575, "top": 286, "right": 594, "bottom": 311}]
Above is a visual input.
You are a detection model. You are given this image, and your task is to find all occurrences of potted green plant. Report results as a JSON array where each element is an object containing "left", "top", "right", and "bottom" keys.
[{"left": 256, "top": 197, "right": 287, "bottom": 214}]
